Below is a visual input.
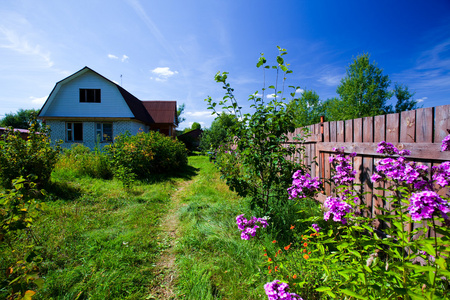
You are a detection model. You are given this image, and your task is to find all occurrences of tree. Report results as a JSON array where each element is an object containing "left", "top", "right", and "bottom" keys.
[
  {"left": 335, "top": 53, "right": 393, "bottom": 120},
  {"left": 191, "top": 122, "right": 201, "bottom": 130},
  {"left": 176, "top": 103, "right": 186, "bottom": 125},
  {"left": 199, "top": 113, "right": 238, "bottom": 152},
  {"left": 0, "top": 108, "right": 41, "bottom": 130},
  {"left": 393, "top": 83, "right": 421, "bottom": 113},
  {"left": 286, "top": 89, "right": 324, "bottom": 127}
]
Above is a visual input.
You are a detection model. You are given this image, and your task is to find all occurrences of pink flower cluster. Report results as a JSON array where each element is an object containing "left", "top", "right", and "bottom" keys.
[
  {"left": 324, "top": 196, "right": 353, "bottom": 224},
  {"left": 236, "top": 214, "right": 268, "bottom": 240},
  {"left": 287, "top": 170, "right": 321, "bottom": 200},
  {"left": 372, "top": 140, "right": 450, "bottom": 221},
  {"left": 371, "top": 142, "right": 429, "bottom": 190},
  {"left": 409, "top": 191, "right": 450, "bottom": 221},
  {"left": 329, "top": 147, "right": 357, "bottom": 186},
  {"left": 264, "top": 280, "right": 303, "bottom": 300},
  {"left": 441, "top": 134, "right": 450, "bottom": 152}
]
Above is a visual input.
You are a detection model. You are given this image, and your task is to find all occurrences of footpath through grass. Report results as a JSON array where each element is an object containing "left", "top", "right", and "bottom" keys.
[{"left": 174, "top": 156, "right": 274, "bottom": 299}]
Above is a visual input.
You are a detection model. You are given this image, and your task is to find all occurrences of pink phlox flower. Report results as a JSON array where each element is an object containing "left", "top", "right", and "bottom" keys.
[
  {"left": 264, "top": 280, "right": 303, "bottom": 300},
  {"left": 377, "top": 141, "right": 399, "bottom": 155},
  {"left": 288, "top": 171, "right": 321, "bottom": 200},
  {"left": 441, "top": 134, "right": 450, "bottom": 152},
  {"left": 432, "top": 161, "right": 450, "bottom": 187},
  {"left": 408, "top": 191, "right": 450, "bottom": 221},
  {"left": 324, "top": 196, "right": 352, "bottom": 224},
  {"left": 236, "top": 214, "right": 268, "bottom": 240}
]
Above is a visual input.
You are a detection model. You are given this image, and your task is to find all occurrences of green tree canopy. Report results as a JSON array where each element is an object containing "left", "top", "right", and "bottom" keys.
[
  {"left": 393, "top": 83, "right": 421, "bottom": 113},
  {"left": 0, "top": 108, "right": 41, "bottom": 130},
  {"left": 286, "top": 89, "right": 324, "bottom": 127},
  {"left": 176, "top": 103, "right": 185, "bottom": 125},
  {"left": 199, "top": 113, "right": 238, "bottom": 152},
  {"left": 334, "top": 53, "right": 393, "bottom": 121}
]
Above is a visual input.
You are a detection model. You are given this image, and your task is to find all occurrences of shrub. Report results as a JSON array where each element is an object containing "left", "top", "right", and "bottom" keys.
[
  {"left": 206, "top": 47, "right": 309, "bottom": 213},
  {"left": 55, "top": 144, "right": 113, "bottom": 179},
  {"left": 0, "top": 123, "right": 61, "bottom": 188},
  {"left": 105, "top": 131, "right": 188, "bottom": 181}
]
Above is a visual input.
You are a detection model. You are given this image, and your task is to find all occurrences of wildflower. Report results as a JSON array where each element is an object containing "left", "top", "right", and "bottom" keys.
[
  {"left": 284, "top": 244, "right": 291, "bottom": 251},
  {"left": 288, "top": 171, "right": 321, "bottom": 200},
  {"left": 329, "top": 148, "right": 357, "bottom": 186},
  {"left": 432, "top": 161, "right": 450, "bottom": 187},
  {"left": 312, "top": 223, "right": 320, "bottom": 232},
  {"left": 377, "top": 141, "right": 398, "bottom": 155},
  {"left": 303, "top": 254, "right": 309, "bottom": 259},
  {"left": 408, "top": 191, "right": 450, "bottom": 221},
  {"left": 290, "top": 225, "right": 295, "bottom": 230},
  {"left": 264, "top": 280, "right": 303, "bottom": 300},
  {"left": 293, "top": 274, "right": 297, "bottom": 279},
  {"left": 268, "top": 258, "right": 272, "bottom": 262},
  {"left": 272, "top": 240, "right": 277, "bottom": 243},
  {"left": 441, "top": 134, "right": 450, "bottom": 152},
  {"left": 303, "top": 242, "right": 308, "bottom": 247},
  {"left": 236, "top": 214, "right": 268, "bottom": 240},
  {"left": 324, "top": 196, "right": 352, "bottom": 224}
]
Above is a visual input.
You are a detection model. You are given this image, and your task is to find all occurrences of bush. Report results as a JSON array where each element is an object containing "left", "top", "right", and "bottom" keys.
[
  {"left": 55, "top": 144, "right": 113, "bottom": 179},
  {"left": 105, "top": 131, "right": 188, "bottom": 180},
  {"left": 0, "top": 123, "right": 60, "bottom": 188}
]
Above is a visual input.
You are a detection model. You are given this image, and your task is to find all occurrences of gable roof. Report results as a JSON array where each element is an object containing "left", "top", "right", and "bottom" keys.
[
  {"left": 142, "top": 101, "right": 177, "bottom": 124},
  {"left": 38, "top": 66, "right": 156, "bottom": 124}
]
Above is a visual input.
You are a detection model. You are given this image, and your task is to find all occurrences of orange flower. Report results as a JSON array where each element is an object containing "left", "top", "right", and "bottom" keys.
[
  {"left": 272, "top": 240, "right": 277, "bottom": 243},
  {"left": 268, "top": 258, "right": 272, "bottom": 262},
  {"left": 293, "top": 274, "right": 297, "bottom": 279},
  {"left": 275, "top": 266, "right": 279, "bottom": 272},
  {"left": 264, "top": 253, "right": 267, "bottom": 256},
  {"left": 303, "top": 242, "right": 308, "bottom": 247},
  {"left": 290, "top": 225, "right": 295, "bottom": 230},
  {"left": 277, "top": 249, "right": 282, "bottom": 254},
  {"left": 303, "top": 249, "right": 307, "bottom": 253},
  {"left": 284, "top": 244, "right": 291, "bottom": 251},
  {"left": 303, "top": 254, "right": 309, "bottom": 259}
]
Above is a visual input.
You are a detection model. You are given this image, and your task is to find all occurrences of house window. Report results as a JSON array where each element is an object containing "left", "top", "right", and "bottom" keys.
[
  {"left": 80, "top": 89, "right": 101, "bottom": 103},
  {"left": 66, "top": 122, "right": 83, "bottom": 142},
  {"left": 96, "top": 123, "right": 113, "bottom": 142}
]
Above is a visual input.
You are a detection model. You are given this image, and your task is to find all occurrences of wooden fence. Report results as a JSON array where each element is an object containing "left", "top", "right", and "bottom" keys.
[{"left": 285, "top": 104, "right": 450, "bottom": 235}]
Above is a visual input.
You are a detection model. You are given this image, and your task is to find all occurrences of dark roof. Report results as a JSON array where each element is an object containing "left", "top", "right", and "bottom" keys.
[
  {"left": 142, "top": 101, "right": 177, "bottom": 124},
  {"left": 116, "top": 85, "right": 154, "bottom": 124},
  {"left": 178, "top": 128, "right": 203, "bottom": 139}
]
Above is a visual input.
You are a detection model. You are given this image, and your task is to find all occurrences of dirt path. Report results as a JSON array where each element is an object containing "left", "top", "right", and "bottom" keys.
[{"left": 148, "top": 178, "right": 193, "bottom": 299}]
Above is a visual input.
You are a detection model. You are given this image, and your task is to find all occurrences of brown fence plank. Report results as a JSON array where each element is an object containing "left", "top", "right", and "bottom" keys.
[
  {"left": 400, "top": 110, "right": 416, "bottom": 143},
  {"left": 345, "top": 119, "right": 353, "bottom": 142},
  {"left": 416, "top": 107, "right": 433, "bottom": 143},
  {"left": 354, "top": 118, "right": 363, "bottom": 142},
  {"left": 337, "top": 121, "right": 344, "bottom": 142},
  {"left": 330, "top": 121, "right": 337, "bottom": 143},
  {"left": 386, "top": 113, "right": 400, "bottom": 142},
  {"left": 434, "top": 104, "right": 450, "bottom": 144},
  {"left": 363, "top": 117, "right": 373, "bottom": 143},
  {"left": 374, "top": 115, "right": 386, "bottom": 143}
]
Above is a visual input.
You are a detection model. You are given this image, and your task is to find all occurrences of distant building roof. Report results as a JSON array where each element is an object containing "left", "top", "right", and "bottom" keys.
[{"left": 142, "top": 101, "right": 177, "bottom": 124}]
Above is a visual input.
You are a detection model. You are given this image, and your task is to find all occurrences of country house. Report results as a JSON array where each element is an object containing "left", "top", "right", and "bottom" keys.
[{"left": 38, "top": 67, "right": 177, "bottom": 149}]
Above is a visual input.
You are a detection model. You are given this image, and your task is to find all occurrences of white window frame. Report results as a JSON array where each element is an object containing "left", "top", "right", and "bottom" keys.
[
  {"left": 95, "top": 123, "right": 113, "bottom": 142},
  {"left": 66, "top": 122, "right": 83, "bottom": 142}
]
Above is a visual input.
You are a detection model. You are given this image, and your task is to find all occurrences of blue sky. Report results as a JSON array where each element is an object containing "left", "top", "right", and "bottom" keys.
[{"left": 1, "top": 0, "right": 449, "bottom": 129}]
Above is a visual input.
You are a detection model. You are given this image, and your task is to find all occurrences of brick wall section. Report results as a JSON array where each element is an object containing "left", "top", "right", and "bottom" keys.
[{"left": 46, "top": 120, "right": 150, "bottom": 150}]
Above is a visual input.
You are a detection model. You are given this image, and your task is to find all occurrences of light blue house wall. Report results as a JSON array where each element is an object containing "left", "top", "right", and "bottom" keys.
[{"left": 43, "top": 72, "right": 134, "bottom": 118}]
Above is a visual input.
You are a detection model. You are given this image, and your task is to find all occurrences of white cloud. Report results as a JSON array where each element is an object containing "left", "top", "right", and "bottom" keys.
[
  {"left": 0, "top": 26, "right": 53, "bottom": 67},
  {"left": 417, "top": 97, "right": 427, "bottom": 103},
  {"left": 318, "top": 74, "right": 341, "bottom": 86},
  {"left": 266, "top": 94, "right": 276, "bottom": 99},
  {"left": 108, "top": 54, "right": 129, "bottom": 62},
  {"left": 30, "top": 96, "right": 47, "bottom": 105},
  {"left": 296, "top": 88, "right": 304, "bottom": 94},
  {"left": 186, "top": 111, "right": 215, "bottom": 118},
  {"left": 150, "top": 67, "right": 178, "bottom": 81}
]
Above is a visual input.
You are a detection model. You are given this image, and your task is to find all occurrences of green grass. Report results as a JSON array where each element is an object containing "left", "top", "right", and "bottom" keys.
[
  {"left": 174, "top": 156, "right": 273, "bottom": 299},
  {"left": 20, "top": 161, "right": 193, "bottom": 299}
]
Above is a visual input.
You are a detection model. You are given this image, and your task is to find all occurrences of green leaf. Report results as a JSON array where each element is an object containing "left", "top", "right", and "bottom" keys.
[{"left": 340, "top": 289, "right": 366, "bottom": 299}]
